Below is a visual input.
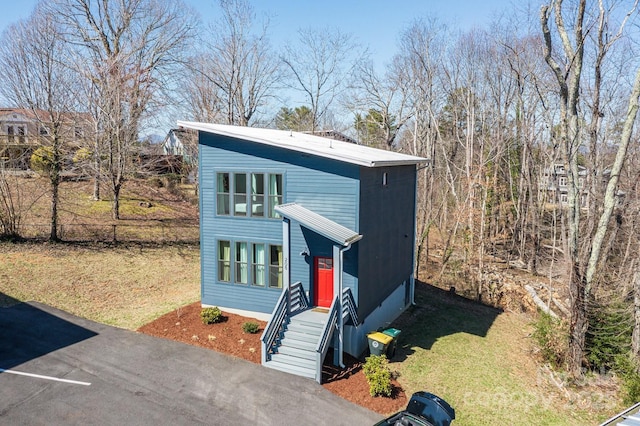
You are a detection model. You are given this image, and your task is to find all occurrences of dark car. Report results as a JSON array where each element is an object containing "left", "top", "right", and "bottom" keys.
[{"left": 374, "top": 391, "right": 455, "bottom": 426}]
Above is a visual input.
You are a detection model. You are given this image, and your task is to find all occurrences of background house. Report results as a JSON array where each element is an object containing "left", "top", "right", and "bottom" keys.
[
  {"left": 0, "top": 107, "right": 93, "bottom": 173},
  {"left": 180, "top": 121, "right": 426, "bottom": 382}
]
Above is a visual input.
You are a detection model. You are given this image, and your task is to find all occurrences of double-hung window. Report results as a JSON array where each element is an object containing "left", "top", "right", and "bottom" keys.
[
  {"left": 268, "top": 174, "right": 283, "bottom": 218},
  {"left": 251, "top": 173, "right": 265, "bottom": 217},
  {"left": 218, "top": 240, "right": 231, "bottom": 282},
  {"left": 235, "top": 241, "right": 248, "bottom": 284},
  {"left": 217, "top": 173, "right": 230, "bottom": 215},
  {"left": 234, "top": 173, "right": 248, "bottom": 216},
  {"left": 252, "top": 243, "right": 266, "bottom": 287},
  {"left": 269, "top": 244, "right": 283, "bottom": 289}
]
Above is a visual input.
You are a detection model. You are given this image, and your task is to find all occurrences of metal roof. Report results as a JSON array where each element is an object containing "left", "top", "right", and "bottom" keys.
[
  {"left": 177, "top": 121, "right": 427, "bottom": 168},
  {"left": 600, "top": 403, "right": 640, "bottom": 426},
  {"left": 274, "top": 203, "right": 362, "bottom": 246}
]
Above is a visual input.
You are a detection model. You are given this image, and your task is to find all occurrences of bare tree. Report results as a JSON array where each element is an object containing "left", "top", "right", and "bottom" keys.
[
  {"left": 53, "top": 0, "right": 195, "bottom": 219},
  {"left": 348, "top": 60, "right": 413, "bottom": 148},
  {"left": 0, "top": 5, "right": 81, "bottom": 241},
  {"left": 183, "top": 0, "right": 280, "bottom": 126},
  {"left": 282, "top": 27, "right": 362, "bottom": 131},
  {"left": 540, "top": 0, "right": 640, "bottom": 377}
]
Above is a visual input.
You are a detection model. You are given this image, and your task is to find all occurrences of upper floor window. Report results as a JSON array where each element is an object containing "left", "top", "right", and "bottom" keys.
[
  {"left": 75, "top": 127, "right": 83, "bottom": 138},
  {"left": 558, "top": 177, "right": 567, "bottom": 187},
  {"left": 217, "top": 173, "right": 230, "bottom": 215},
  {"left": 269, "top": 174, "right": 283, "bottom": 218},
  {"left": 40, "top": 126, "right": 50, "bottom": 136},
  {"left": 216, "top": 171, "right": 282, "bottom": 219}
]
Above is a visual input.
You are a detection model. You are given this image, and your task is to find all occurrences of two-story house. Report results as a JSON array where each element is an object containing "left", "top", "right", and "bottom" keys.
[
  {"left": 178, "top": 121, "right": 427, "bottom": 382},
  {"left": 0, "top": 108, "right": 93, "bottom": 172}
]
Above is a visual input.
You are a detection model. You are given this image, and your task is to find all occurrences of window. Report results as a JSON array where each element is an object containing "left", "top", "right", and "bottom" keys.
[
  {"left": 559, "top": 177, "right": 567, "bottom": 187},
  {"left": 7, "top": 125, "right": 14, "bottom": 142},
  {"left": 382, "top": 172, "right": 388, "bottom": 186},
  {"left": 40, "top": 126, "right": 50, "bottom": 136},
  {"left": 217, "top": 173, "right": 230, "bottom": 215},
  {"left": 216, "top": 171, "right": 283, "bottom": 219},
  {"left": 560, "top": 194, "right": 568, "bottom": 204},
  {"left": 252, "top": 243, "right": 266, "bottom": 287},
  {"left": 75, "top": 126, "right": 83, "bottom": 138},
  {"left": 251, "top": 173, "right": 265, "bottom": 217},
  {"left": 235, "top": 242, "right": 248, "bottom": 284},
  {"left": 268, "top": 174, "right": 283, "bottom": 218},
  {"left": 17, "top": 126, "right": 25, "bottom": 144},
  {"left": 218, "top": 240, "right": 231, "bottom": 282},
  {"left": 269, "top": 244, "right": 283, "bottom": 289},
  {"left": 234, "top": 173, "right": 247, "bottom": 216}
]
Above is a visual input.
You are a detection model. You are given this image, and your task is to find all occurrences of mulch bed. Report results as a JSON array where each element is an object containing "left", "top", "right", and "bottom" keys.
[{"left": 137, "top": 301, "right": 407, "bottom": 415}]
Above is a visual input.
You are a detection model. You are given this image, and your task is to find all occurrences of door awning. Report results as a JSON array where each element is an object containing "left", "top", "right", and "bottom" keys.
[{"left": 275, "top": 203, "right": 362, "bottom": 246}]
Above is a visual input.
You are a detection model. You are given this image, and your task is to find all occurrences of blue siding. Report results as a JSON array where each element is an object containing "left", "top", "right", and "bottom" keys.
[
  {"left": 357, "top": 166, "right": 417, "bottom": 319},
  {"left": 199, "top": 133, "right": 360, "bottom": 314}
]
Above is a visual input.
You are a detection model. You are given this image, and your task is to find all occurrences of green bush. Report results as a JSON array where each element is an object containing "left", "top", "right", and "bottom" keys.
[
  {"left": 363, "top": 354, "right": 392, "bottom": 397},
  {"left": 586, "top": 301, "right": 632, "bottom": 371},
  {"left": 200, "top": 307, "right": 223, "bottom": 325},
  {"left": 30, "top": 146, "right": 55, "bottom": 174},
  {"left": 531, "top": 311, "right": 568, "bottom": 368},
  {"left": 614, "top": 354, "right": 640, "bottom": 405},
  {"left": 242, "top": 321, "right": 260, "bottom": 334}
]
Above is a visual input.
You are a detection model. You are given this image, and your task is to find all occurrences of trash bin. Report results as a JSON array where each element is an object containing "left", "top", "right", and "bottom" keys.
[
  {"left": 367, "top": 332, "right": 393, "bottom": 356},
  {"left": 382, "top": 328, "right": 401, "bottom": 358}
]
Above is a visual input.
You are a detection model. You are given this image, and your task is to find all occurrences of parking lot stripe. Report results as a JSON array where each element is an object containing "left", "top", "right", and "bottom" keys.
[{"left": 0, "top": 368, "right": 91, "bottom": 386}]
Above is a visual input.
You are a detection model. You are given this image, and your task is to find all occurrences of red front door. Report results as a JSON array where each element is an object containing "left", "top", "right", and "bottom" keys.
[{"left": 314, "top": 257, "right": 334, "bottom": 308}]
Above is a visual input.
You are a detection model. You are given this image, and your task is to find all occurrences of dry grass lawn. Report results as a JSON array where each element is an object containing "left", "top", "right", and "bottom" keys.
[{"left": 0, "top": 242, "right": 200, "bottom": 329}]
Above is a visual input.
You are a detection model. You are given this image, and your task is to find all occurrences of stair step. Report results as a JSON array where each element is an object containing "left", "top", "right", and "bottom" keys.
[
  {"left": 289, "top": 316, "right": 326, "bottom": 329},
  {"left": 287, "top": 322, "right": 323, "bottom": 336},
  {"left": 280, "top": 336, "right": 316, "bottom": 351},
  {"left": 277, "top": 345, "right": 316, "bottom": 361},
  {"left": 266, "top": 360, "right": 315, "bottom": 379},
  {"left": 283, "top": 330, "right": 320, "bottom": 344},
  {"left": 270, "top": 353, "right": 316, "bottom": 369}
]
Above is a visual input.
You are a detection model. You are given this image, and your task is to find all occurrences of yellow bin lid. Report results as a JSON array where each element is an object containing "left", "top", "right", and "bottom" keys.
[{"left": 367, "top": 332, "right": 393, "bottom": 345}]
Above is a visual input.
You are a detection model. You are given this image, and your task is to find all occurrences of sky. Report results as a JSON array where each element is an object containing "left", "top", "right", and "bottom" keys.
[
  {"left": 0, "top": 0, "right": 516, "bottom": 67},
  {"left": 0, "top": 0, "right": 518, "bottom": 133}
]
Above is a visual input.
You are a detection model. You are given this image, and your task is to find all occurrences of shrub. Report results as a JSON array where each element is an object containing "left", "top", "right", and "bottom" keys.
[
  {"left": 30, "top": 146, "right": 55, "bottom": 175},
  {"left": 363, "top": 354, "right": 392, "bottom": 397},
  {"left": 200, "top": 307, "right": 223, "bottom": 325},
  {"left": 242, "top": 321, "right": 260, "bottom": 334},
  {"left": 586, "top": 301, "right": 632, "bottom": 371},
  {"left": 531, "top": 311, "right": 568, "bottom": 368},
  {"left": 614, "top": 354, "right": 640, "bottom": 405}
]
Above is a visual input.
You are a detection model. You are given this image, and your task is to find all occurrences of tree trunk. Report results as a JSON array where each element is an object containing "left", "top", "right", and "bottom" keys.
[{"left": 112, "top": 183, "right": 121, "bottom": 220}]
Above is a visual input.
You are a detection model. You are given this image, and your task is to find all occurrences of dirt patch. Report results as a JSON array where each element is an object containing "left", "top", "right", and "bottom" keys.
[{"left": 138, "top": 301, "right": 407, "bottom": 415}]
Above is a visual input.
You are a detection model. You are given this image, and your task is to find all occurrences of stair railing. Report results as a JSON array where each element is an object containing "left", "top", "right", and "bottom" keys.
[
  {"left": 314, "top": 295, "right": 339, "bottom": 383},
  {"left": 261, "top": 281, "right": 308, "bottom": 364},
  {"left": 341, "top": 287, "right": 359, "bottom": 325}
]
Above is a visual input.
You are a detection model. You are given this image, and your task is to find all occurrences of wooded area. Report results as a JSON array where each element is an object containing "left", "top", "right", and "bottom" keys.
[{"left": 2, "top": 0, "right": 640, "bottom": 398}]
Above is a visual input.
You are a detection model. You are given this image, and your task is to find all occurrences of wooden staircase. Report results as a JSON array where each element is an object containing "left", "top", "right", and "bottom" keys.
[
  {"left": 265, "top": 310, "right": 327, "bottom": 380},
  {"left": 261, "top": 283, "right": 359, "bottom": 383}
]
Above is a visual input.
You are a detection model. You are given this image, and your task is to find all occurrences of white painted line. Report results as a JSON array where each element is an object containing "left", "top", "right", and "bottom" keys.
[{"left": 0, "top": 368, "right": 91, "bottom": 386}]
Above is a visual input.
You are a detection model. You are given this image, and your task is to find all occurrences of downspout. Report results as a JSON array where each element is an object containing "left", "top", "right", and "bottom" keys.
[{"left": 337, "top": 242, "right": 354, "bottom": 369}]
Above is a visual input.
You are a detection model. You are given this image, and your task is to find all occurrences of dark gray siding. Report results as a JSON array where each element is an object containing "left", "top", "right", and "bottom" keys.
[
  {"left": 357, "top": 165, "right": 417, "bottom": 319},
  {"left": 199, "top": 132, "right": 360, "bottom": 314}
]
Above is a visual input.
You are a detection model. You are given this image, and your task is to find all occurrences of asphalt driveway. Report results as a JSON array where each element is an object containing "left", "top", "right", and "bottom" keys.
[{"left": 0, "top": 302, "right": 380, "bottom": 425}]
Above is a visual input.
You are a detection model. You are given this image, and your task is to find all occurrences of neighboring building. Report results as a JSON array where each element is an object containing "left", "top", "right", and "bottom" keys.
[
  {"left": 162, "top": 128, "right": 197, "bottom": 161},
  {"left": 0, "top": 107, "right": 93, "bottom": 171},
  {"left": 541, "top": 164, "right": 587, "bottom": 206},
  {"left": 178, "top": 121, "right": 427, "bottom": 383}
]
